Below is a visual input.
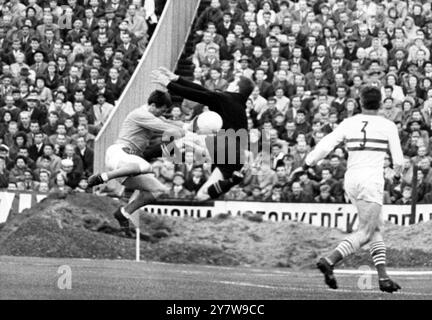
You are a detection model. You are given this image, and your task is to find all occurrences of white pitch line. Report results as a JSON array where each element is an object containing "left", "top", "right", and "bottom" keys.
[
  {"left": 213, "top": 280, "right": 432, "bottom": 297},
  {"left": 213, "top": 280, "right": 293, "bottom": 291},
  {"left": 335, "top": 270, "right": 432, "bottom": 276}
]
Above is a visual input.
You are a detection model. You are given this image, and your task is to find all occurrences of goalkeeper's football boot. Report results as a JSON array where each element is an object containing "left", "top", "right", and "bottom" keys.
[
  {"left": 379, "top": 278, "right": 401, "bottom": 293},
  {"left": 231, "top": 171, "right": 244, "bottom": 185},
  {"left": 317, "top": 258, "right": 338, "bottom": 289}
]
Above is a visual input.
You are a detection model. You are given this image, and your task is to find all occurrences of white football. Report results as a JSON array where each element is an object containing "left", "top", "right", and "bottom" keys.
[{"left": 196, "top": 111, "right": 223, "bottom": 134}]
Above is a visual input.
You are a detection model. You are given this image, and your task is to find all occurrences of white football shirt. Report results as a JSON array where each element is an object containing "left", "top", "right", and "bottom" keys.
[{"left": 305, "top": 114, "right": 404, "bottom": 178}]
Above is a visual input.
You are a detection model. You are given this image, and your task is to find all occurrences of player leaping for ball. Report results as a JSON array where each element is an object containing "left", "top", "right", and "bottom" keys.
[
  {"left": 87, "top": 90, "right": 187, "bottom": 236},
  {"left": 152, "top": 67, "right": 255, "bottom": 201},
  {"left": 300, "top": 86, "right": 404, "bottom": 293}
]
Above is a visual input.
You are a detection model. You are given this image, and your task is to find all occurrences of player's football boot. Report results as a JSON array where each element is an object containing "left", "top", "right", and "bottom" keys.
[
  {"left": 317, "top": 258, "right": 338, "bottom": 289},
  {"left": 113, "top": 208, "right": 133, "bottom": 238},
  {"left": 379, "top": 278, "right": 401, "bottom": 293},
  {"left": 87, "top": 174, "right": 105, "bottom": 188}
]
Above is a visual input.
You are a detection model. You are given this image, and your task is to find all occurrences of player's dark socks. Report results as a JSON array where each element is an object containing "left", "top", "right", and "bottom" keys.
[
  {"left": 113, "top": 207, "right": 133, "bottom": 237},
  {"left": 326, "top": 250, "right": 343, "bottom": 266},
  {"left": 317, "top": 258, "right": 338, "bottom": 289},
  {"left": 87, "top": 174, "right": 105, "bottom": 188},
  {"left": 376, "top": 264, "right": 389, "bottom": 280},
  {"left": 379, "top": 278, "right": 401, "bottom": 293},
  {"left": 207, "top": 172, "right": 244, "bottom": 199}
]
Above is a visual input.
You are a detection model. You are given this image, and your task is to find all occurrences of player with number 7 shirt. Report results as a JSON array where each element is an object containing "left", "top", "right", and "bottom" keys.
[{"left": 297, "top": 86, "right": 404, "bottom": 293}]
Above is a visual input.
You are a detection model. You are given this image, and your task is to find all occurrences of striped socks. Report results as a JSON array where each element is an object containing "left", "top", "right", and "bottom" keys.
[
  {"left": 326, "top": 239, "right": 356, "bottom": 266},
  {"left": 207, "top": 172, "right": 244, "bottom": 199},
  {"left": 336, "top": 239, "right": 356, "bottom": 258},
  {"left": 370, "top": 241, "right": 389, "bottom": 279},
  {"left": 207, "top": 180, "right": 234, "bottom": 199}
]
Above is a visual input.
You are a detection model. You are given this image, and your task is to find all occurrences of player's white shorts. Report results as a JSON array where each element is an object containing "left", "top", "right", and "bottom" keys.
[
  {"left": 105, "top": 144, "right": 167, "bottom": 193},
  {"left": 105, "top": 144, "right": 150, "bottom": 172},
  {"left": 344, "top": 171, "right": 384, "bottom": 206}
]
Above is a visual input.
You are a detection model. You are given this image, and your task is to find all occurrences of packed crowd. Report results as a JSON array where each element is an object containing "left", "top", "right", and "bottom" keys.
[
  {"left": 145, "top": 0, "right": 432, "bottom": 204},
  {"left": 3, "top": 0, "right": 432, "bottom": 205},
  {"left": 0, "top": 0, "right": 166, "bottom": 193}
]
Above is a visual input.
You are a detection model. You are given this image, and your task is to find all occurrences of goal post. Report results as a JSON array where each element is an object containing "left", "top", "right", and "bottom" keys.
[{"left": 410, "top": 164, "right": 418, "bottom": 225}]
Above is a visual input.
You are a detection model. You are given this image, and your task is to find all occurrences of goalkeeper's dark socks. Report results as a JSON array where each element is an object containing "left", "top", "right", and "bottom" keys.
[
  {"left": 207, "top": 172, "right": 244, "bottom": 199},
  {"left": 230, "top": 171, "right": 244, "bottom": 185},
  {"left": 208, "top": 180, "right": 234, "bottom": 199}
]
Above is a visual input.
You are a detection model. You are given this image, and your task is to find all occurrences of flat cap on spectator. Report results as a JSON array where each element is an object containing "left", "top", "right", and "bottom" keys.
[
  {"left": 33, "top": 50, "right": 46, "bottom": 57},
  {"left": 403, "top": 96, "right": 415, "bottom": 106},
  {"left": 405, "top": 16, "right": 414, "bottom": 23},
  {"left": 0, "top": 74, "right": 12, "bottom": 80},
  {"left": 344, "top": 35, "right": 358, "bottom": 43},
  {"left": 270, "top": 23, "right": 282, "bottom": 30},
  {"left": 20, "top": 68, "right": 31, "bottom": 77},
  {"left": 239, "top": 55, "right": 251, "bottom": 63},
  {"left": 407, "top": 119, "right": 422, "bottom": 127},
  {"left": 274, "top": 112, "right": 285, "bottom": 119},
  {"left": 105, "top": 6, "right": 116, "bottom": 14},
  {"left": 61, "top": 159, "right": 74, "bottom": 167},
  {"left": 406, "top": 61, "right": 419, "bottom": 69},
  {"left": 318, "top": 83, "right": 330, "bottom": 90},
  {"left": 319, "top": 3, "right": 330, "bottom": 9},
  {"left": 39, "top": 168, "right": 51, "bottom": 177},
  {"left": 394, "top": 48, "right": 407, "bottom": 55},
  {"left": 320, "top": 184, "right": 331, "bottom": 192},
  {"left": 0, "top": 144, "right": 9, "bottom": 152},
  {"left": 26, "top": 92, "right": 41, "bottom": 101},
  {"left": 173, "top": 171, "right": 185, "bottom": 179},
  {"left": 96, "top": 92, "right": 107, "bottom": 99}
]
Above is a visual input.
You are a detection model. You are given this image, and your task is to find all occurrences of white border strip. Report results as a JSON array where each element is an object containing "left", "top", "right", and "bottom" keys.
[{"left": 336, "top": 270, "right": 432, "bottom": 276}]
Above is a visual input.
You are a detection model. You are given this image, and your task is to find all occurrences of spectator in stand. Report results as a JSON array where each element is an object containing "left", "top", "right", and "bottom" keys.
[
  {"left": 59, "top": 158, "right": 81, "bottom": 189},
  {"left": 246, "top": 185, "right": 263, "bottom": 201},
  {"left": 93, "top": 93, "right": 114, "bottom": 131},
  {"left": 225, "top": 184, "right": 247, "bottom": 200},
  {"left": 286, "top": 181, "right": 313, "bottom": 203},
  {"left": 184, "top": 166, "right": 206, "bottom": 194},
  {"left": 395, "top": 185, "right": 412, "bottom": 204},
  {"left": 314, "top": 184, "right": 336, "bottom": 203},
  {"left": 75, "top": 177, "right": 90, "bottom": 193},
  {"left": 36, "top": 144, "right": 61, "bottom": 174},
  {"left": 264, "top": 184, "right": 285, "bottom": 202},
  {"left": 3, "top": 0, "right": 432, "bottom": 205},
  {"left": 50, "top": 171, "right": 72, "bottom": 194},
  {"left": 8, "top": 155, "right": 29, "bottom": 184},
  {"left": 0, "top": 156, "right": 9, "bottom": 189}
]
